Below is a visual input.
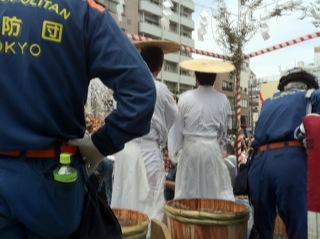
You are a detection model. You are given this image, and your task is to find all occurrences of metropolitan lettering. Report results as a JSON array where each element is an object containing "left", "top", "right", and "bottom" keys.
[{"left": 0, "top": 0, "right": 71, "bottom": 20}]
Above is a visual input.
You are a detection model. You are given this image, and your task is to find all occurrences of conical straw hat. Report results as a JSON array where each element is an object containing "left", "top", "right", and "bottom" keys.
[
  {"left": 134, "top": 40, "right": 180, "bottom": 53},
  {"left": 180, "top": 59, "right": 235, "bottom": 73}
]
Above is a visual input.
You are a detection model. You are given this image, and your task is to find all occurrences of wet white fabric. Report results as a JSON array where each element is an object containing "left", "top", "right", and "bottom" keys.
[
  {"left": 168, "top": 86, "right": 234, "bottom": 200},
  {"left": 111, "top": 80, "right": 177, "bottom": 220},
  {"left": 174, "top": 136, "right": 234, "bottom": 200},
  {"left": 308, "top": 211, "right": 320, "bottom": 239},
  {"left": 111, "top": 140, "right": 150, "bottom": 211}
]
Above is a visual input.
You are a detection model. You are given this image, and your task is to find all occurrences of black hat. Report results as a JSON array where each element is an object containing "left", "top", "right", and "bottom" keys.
[{"left": 278, "top": 68, "right": 319, "bottom": 91}]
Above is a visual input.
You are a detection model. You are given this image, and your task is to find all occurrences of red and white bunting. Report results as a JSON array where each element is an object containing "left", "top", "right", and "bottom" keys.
[
  {"left": 126, "top": 33, "right": 230, "bottom": 60},
  {"left": 126, "top": 31, "right": 320, "bottom": 61},
  {"left": 246, "top": 32, "right": 320, "bottom": 59}
]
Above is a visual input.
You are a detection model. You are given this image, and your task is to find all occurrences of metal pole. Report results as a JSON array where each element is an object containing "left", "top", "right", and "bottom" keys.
[{"left": 250, "top": 79, "right": 253, "bottom": 133}]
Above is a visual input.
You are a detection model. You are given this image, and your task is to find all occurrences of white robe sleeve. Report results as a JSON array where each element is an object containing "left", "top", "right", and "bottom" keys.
[
  {"left": 163, "top": 87, "right": 178, "bottom": 130},
  {"left": 168, "top": 101, "right": 184, "bottom": 164},
  {"left": 219, "top": 98, "right": 232, "bottom": 154}
]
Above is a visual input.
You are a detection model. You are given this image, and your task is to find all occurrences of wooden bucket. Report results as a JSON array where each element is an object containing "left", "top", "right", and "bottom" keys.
[
  {"left": 113, "top": 208, "right": 149, "bottom": 239},
  {"left": 274, "top": 215, "right": 287, "bottom": 239},
  {"left": 165, "top": 199, "right": 249, "bottom": 239}
]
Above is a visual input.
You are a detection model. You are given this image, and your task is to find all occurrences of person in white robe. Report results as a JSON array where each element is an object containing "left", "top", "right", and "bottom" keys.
[
  {"left": 111, "top": 40, "right": 179, "bottom": 221},
  {"left": 168, "top": 59, "right": 235, "bottom": 201}
]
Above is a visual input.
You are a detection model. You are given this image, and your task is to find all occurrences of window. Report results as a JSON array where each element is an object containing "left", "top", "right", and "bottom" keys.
[
  {"left": 180, "top": 69, "right": 191, "bottom": 76},
  {"left": 164, "top": 61, "right": 178, "bottom": 73},
  {"left": 241, "top": 99, "right": 248, "bottom": 108},
  {"left": 227, "top": 97, "right": 235, "bottom": 110},
  {"left": 181, "top": 6, "right": 192, "bottom": 18},
  {"left": 169, "top": 22, "right": 178, "bottom": 33},
  {"left": 180, "top": 26, "right": 192, "bottom": 38},
  {"left": 144, "top": 12, "right": 160, "bottom": 26},
  {"left": 222, "top": 81, "right": 234, "bottom": 91},
  {"left": 172, "top": 2, "right": 178, "bottom": 13}
]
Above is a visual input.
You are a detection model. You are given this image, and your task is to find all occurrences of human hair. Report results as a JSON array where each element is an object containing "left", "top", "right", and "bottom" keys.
[
  {"left": 195, "top": 72, "right": 217, "bottom": 86},
  {"left": 140, "top": 47, "right": 164, "bottom": 73},
  {"left": 278, "top": 68, "right": 319, "bottom": 91}
]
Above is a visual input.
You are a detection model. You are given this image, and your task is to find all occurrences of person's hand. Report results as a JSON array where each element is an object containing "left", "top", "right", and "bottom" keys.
[{"left": 68, "top": 136, "right": 105, "bottom": 175}]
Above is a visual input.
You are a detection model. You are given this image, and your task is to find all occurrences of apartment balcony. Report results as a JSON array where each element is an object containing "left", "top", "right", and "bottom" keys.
[
  {"left": 180, "top": 16, "right": 195, "bottom": 29},
  {"left": 164, "top": 53, "right": 180, "bottom": 63},
  {"left": 180, "top": 54, "right": 192, "bottom": 62},
  {"left": 161, "top": 72, "right": 195, "bottom": 85},
  {"left": 164, "top": 52, "right": 193, "bottom": 64},
  {"left": 172, "top": 0, "right": 195, "bottom": 11},
  {"left": 161, "top": 71, "right": 180, "bottom": 83},
  {"left": 168, "top": 13, "right": 179, "bottom": 23},
  {"left": 161, "top": 71, "right": 195, "bottom": 87},
  {"left": 180, "top": 74, "right": 195, "bottom": 86},
  {"left": 162, "top": 30, "right": 180, "bottom": 43},
  {"left": 139, "top": 1, "right": 194, "bottom": 29},
  {"left": 139, "top": 0, "right": 162, "bottom": 17},
  {"left": 139, "top": 22, "right": 162, "bottom": 38},
  {"left": 181, "top": 35, "right": 194, "bottom": 47}
]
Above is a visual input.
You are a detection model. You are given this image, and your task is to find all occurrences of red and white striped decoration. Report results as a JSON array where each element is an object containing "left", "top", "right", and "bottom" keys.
[
  {"left": 246, "top": 32, "right": 320, "bottom": 58},
  {"left": 126, "top": 33, "right": 153, "bottom": 42},
  {"left": 235, "top": 72, "right": 242, "bottom": 161},
  {"left": 127, "top": 32, "right": 320, "bottom": 60},
  {"left": 180, "top": 45, "right": 230, "bottom": 60},
  {"left": 126, "top": 33, "right": 230, "bottom": 60}
]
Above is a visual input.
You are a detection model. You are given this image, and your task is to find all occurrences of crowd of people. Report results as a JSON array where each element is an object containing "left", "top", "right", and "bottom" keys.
[
  {"left": 84, "top": 54, "right": 320, "bottom": 239},
  {"left": 1, "top": 2, "right": 319, "bottom": 239},
  {"left": 91, "top": 66, "right": 320, "bottom": 239}
]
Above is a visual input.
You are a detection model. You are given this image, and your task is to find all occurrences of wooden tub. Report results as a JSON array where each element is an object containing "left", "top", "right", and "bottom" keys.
[
  {"left": 165, "top": 198, "right": 249, "bottom": 239},
  {"left": 113, "top": 208, "right": 149, "bottom": 239}
]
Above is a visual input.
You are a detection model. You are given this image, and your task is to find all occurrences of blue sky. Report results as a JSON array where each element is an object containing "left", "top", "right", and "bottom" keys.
[{"left": 192, "top": 0, "right": 320, "bottom": 78}]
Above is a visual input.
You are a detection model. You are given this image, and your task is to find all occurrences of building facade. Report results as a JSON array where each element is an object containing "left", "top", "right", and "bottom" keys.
[
  {"left": 104, "top": 0, "right": 195, "bottom": 95},
  {"left": 296, "top": 46, "right": 320, "bottom": 83},
  {"left": 214, "top": 69, "right": 256, "bottom": 134}
]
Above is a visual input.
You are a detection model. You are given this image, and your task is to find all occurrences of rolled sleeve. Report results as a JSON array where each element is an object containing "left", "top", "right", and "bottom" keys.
[{"left": 85, "top": 9, "right": 156, "bottom": 155}]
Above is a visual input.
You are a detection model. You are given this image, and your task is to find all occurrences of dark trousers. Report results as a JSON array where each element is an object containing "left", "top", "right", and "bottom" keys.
[
  {"left": 0, "top": 155, "right": 85, "bottom": 238},
  {"left": 248, "top": 147, "right": 307, "bottom": 239}
]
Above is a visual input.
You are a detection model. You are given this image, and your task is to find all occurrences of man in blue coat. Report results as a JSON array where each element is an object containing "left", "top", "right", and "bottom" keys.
[
  {"left": 0, "top": 1, "right": 156, "bottom": 238},
  {"left": 248, "top": 68, "right": 320, "bottom": 239}
]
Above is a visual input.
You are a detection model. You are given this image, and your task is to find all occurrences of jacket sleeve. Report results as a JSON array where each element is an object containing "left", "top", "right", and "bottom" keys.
[{"left": 85, "top": 8, "right": 156, "bottom": 156}]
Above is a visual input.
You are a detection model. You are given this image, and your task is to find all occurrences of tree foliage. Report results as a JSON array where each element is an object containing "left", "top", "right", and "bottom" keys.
[{"left": 213, "top": 0, "right": 307, "bottom": 70}]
